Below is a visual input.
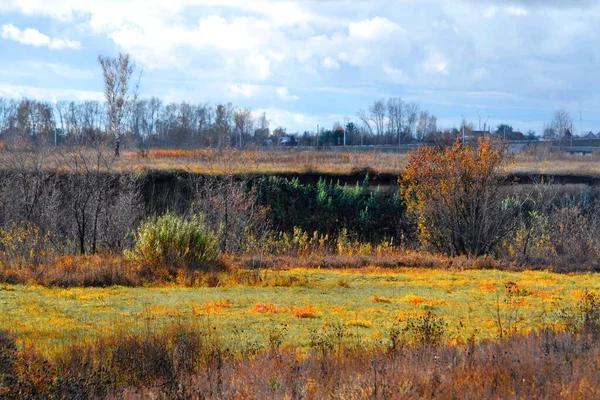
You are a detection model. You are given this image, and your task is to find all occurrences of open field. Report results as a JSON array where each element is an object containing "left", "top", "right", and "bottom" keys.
[
  {"left": 64, "top": 148, "right": 600, "bottom": 177},
  {"left": 2, "top": 267, "right": 598, "bottom": 356},
  {"left": 120, "top": 149, "right": 600, "bottom": 177},
  {"left": 7, "top": 147, "right": 600, "bottom": 177}
]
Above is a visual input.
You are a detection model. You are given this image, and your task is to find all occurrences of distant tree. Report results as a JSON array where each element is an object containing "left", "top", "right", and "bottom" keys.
[
  {"left": 272, "top": 126, "right": 286, "bottom": 142},
  {"left": 369, "top": 99, "right": 386, "bottom": 144},
  {"left": 403, "top": 102, "right": 420, "bottom": 141},
  {"left": 356, "top": 109, "right": 374, "bottom": 140},
  {"left": 387, "top": 97, "right": 404, "bottom": 145},
  {"left": 214, "top": 103, "right": 233, "bottom": 147},
  {"left": 550, "top": 108, "right": 573, "bottom": 140},
  {"left": 495, "top": 124, "right": 513, "bottom": 139},
  {"left": 417, "top": 110, "right": 437, "bottom": 142},
  {"left": 345, "top": 121, "right": 358, "bottom": 145},
  {"left": 234, "top": 108, "right": 254, "bottom": 148},
  {"left": 254, "top": 112, "right": 270, "bottom": 145},
  {"left": 543, "top": 125, "right": 556, "bottom": 139},
  {"left": 98, "top": 52, "right": 140, "bottom": 157}
]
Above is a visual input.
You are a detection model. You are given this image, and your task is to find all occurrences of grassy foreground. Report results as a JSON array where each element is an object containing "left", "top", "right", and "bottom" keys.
[{"left": 2, "top": 267, "right": 598, "bottom": 355}]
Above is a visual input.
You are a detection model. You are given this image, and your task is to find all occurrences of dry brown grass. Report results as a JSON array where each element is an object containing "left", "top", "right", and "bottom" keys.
[
  {"left": 0, "top": 251, "right": 522, "bottom": 288},
  {"left": 4, "top": 146, "right": 600, "bottom": 177},
  {"left": 4, "top": 322, "right": 600, "bottom": 399},
  {"left": 106, "top": 148, "right": 600, "bottom": 177}
]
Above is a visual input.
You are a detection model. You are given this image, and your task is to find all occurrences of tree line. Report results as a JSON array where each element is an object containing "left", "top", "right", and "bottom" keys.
[{"left": 0, "top": 95, "right": 445, "bottom": 149}]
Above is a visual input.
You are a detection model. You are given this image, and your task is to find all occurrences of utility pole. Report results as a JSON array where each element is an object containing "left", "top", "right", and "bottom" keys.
[{"left": 460, "top": 114, "right": 465, "bottom": 143}]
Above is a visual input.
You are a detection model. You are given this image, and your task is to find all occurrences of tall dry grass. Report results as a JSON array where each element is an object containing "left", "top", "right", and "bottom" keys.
[{"left": 2, "top": 319, "right": 600, "bottom": 398}]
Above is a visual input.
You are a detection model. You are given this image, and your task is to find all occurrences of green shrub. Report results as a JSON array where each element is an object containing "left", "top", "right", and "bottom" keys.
[{"left": 127, "top": 212, "right": 220, "bottom": 270}]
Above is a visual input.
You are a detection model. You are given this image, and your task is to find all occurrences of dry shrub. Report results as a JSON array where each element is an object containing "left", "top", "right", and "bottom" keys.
[
  {"left": 0, "top": 254, "right": 141, "bottom": 287},
  {"left": 0, "top": 221, "right": 53, "bottom": 267},
  {"left": 401, "top": 137, "right": 519, "bottom": 257}
]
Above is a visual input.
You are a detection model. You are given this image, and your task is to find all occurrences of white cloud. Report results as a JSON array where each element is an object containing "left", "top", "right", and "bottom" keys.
[
  {"left": 245, "top": 52, "right": 272, "bottom": 81},
  {"left": 423, "top": 50, "right": 450, "bottom": 75},
  {"left": 254, "top": 107, "right": 315, "bottom": 130},
  {"left": 1, "top": 24, "right": 81, "bottom": 49},
  {"left": 0, "top": 83, "right": 103, "bottom": 101},
  {"left": 226, "top": 83, "right": 259, "bottom": 98},
  {"left": 322, "top": 57, "right": 340, "bottom": 70},
  {"left": 3, "top": 0, "right": 600, "bottom": 135},
  {"left": 348, "top": 17, "right": 403, "bottom": 40},
  {"left": 383, "top": 64, "right": 408, "bottom": 84},
  {"left": 505, "top": 6, "right": 528, "bottom": 16},
  {"left": 276, "top": 87, "right": 299, "bottom": 101}
]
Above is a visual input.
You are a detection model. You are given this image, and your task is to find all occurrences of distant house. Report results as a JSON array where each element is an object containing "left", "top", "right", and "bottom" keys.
[
  {"left": 584, "top": 131, "right": 596, "bottom": 139},
  {"left": 511, "top": 131, "right": 524, "bottom": 140}
]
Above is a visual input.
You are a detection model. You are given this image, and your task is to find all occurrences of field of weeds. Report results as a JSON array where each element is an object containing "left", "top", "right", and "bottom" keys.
[
  {"left": 2, "top": 267, "right": 598, "bottom": 356},
  {"left": 8, "top": 147, "right": 600, "bottom": 177},
  {"left": 122, "top": 148, "right": 600, "bottom": 177}
]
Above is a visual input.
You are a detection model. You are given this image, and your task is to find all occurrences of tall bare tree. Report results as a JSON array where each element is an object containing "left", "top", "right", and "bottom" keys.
[
  {"left": 369, "top": 99, "right": 386, "bottom": 144},
  {"left": 98, "top": 52, "right": 140, "bottom": 157},
  {"left": 234, "top": 108, "right": 254, "bottom": 148},
  {"left": 387, "top": 97, "right": 404, "bottom": 145},
  {"left": 356, "top": 109, "right": 374, "bottom": 141}
]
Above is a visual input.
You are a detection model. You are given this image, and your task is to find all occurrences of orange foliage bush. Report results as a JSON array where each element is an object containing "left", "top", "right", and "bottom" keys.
[{"left": 400, "top": 137, "right": 518, "bottom": 257}]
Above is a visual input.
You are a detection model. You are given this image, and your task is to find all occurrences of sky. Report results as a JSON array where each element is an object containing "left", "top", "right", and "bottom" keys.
[{"left": 1, "top": 0, "right": 600, "bottom": 134}]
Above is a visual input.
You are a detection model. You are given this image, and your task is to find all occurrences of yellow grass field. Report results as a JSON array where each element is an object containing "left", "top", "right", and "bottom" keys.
[{"left": 2, "top": 267, "right": 598, "bottom": 356}]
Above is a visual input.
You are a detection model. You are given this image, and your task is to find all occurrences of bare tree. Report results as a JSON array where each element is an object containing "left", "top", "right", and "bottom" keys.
[
  {"left": 194, "top": 103, "right": 210, "bottom": 147},
  {"left": 404, "top": 102, "right": 419, "bottom": 141},
  {"left": 234, "top": 108, "right": 254, "bottom": 148},
  {"left": 417, "top": 110, "right": 430, "bottom": 142},
  {"left": 254, "top": 111, "right": 270, "bottom": 145},
  {"left": 214, "top": 103, "right": 234, "bottom": 147},
  {"left": 387, "top": 97, "right": 405, "bottom": 146},
  {"left": 550, "top": 108, "right": 573, "bottom": 140},
  {"left": 426, "top": 114, "right": 437, "bottom": 137},
  {"left": 191, "top": 175, "right": 267, "bottom": 253},
  {"left": 356, "top": 109, "right": 374, "bottom": 141},
  {"left": 98, "top": 52, "right": 140, "bottom": 157},
  {"left": 59, "top": 144, "right": 141, "bottom": 254},
  {"left": 369, "top": 99, "right": 386, "bottom": 144}
]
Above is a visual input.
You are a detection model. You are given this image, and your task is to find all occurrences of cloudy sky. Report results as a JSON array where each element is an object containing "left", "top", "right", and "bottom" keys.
[{"left": 0, "top": 0, "right": 599, "bottom": 133}]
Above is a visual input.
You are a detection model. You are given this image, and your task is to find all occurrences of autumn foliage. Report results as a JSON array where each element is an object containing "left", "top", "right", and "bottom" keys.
[{"left": 401, "top": 137, "right": 518, "bottom": 256}]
